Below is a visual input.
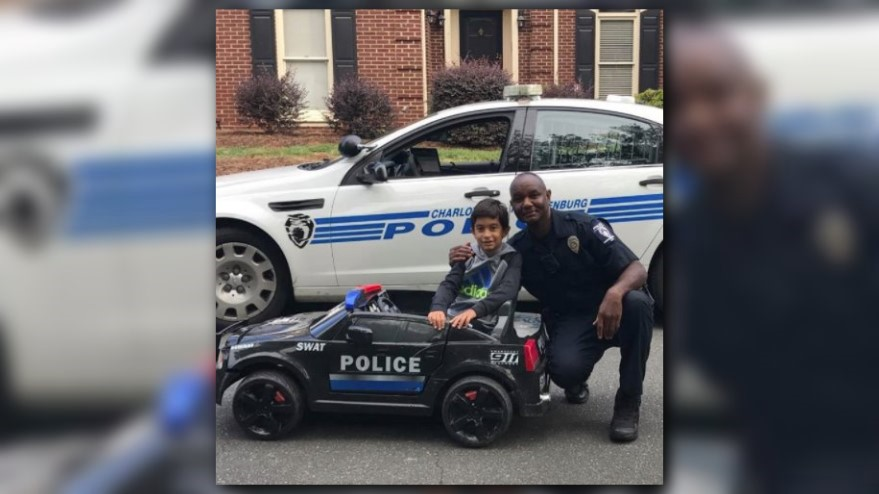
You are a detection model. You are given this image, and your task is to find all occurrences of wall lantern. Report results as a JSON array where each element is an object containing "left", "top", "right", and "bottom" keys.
[
  {"left": 517, "top": 10, "right": 528, "bottom": 29},
  {"left": 427, "top": 10, "right": 445, "bottom": 27}
]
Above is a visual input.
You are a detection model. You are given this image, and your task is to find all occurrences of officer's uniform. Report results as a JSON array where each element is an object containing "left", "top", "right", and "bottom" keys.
[{"left": 509, "top": 209, "right": 654, "bottom": 400}]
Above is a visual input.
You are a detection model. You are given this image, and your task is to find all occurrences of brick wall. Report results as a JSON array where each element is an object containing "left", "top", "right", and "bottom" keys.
[
  {"left": 355, "top": 9, "right": 426, "bottom": 127},
  {"left": 659, "top": 10, "right": 664, "bottom": 89},
  {"left": 557, "top": 10, "right": 577, "bottom": 86},
  {"left": 425, "top": 19, "right": 445, "bottom": 110},
  {"left": 518, "top": 9, "right": 554, "bottom": 87},
  {"left": 216, "top": 9, "right": 252, "bottom": 130}
]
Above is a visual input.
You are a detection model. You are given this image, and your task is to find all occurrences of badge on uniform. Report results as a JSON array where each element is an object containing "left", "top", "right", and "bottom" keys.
[
  {"left": 567, "top": 235, "right": 580, "bottom": 254},
  {"left": 592, "top": 221, "right": 616, "bottom": 244}
]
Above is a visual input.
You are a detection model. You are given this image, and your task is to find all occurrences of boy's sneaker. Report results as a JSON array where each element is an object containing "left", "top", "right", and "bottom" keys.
[
  {"left": 564, "top": 382, "right": 589, "bottom": 404},
  {"left": 610, "top": 392, "right": 641, "bottom": 442}
]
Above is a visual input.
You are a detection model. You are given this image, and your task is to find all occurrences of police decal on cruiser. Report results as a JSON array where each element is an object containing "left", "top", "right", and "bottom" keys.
[{"left": 291, "top": 194, "right": 662, "bottom": 247}]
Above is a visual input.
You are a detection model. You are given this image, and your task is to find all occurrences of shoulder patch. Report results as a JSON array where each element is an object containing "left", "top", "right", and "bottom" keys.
[{"left": 592, "top": 220, "right": 616, "bottom": 244}]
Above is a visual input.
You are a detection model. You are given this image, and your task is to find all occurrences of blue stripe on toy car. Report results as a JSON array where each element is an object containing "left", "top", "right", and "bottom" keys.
[{"left": 329, "top": 374, "right": 425, "bottom": 393}]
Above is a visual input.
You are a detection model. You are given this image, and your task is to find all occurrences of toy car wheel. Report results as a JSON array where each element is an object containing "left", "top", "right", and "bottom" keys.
[
  {"left": 441, "top": 376, "right": 513, "bottom": 448},
  {"left": 232, "top": 371, "right": 304, "bottom": 440}
]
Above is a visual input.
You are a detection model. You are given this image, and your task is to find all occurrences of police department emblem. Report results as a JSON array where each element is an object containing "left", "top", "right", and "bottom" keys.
[
  {"left": 592, "top": 221, "right": 615, "bottom": 244},
  {"left": 285, "top": 214, "right": 315, "bottom": 248},
  {"left": 567, "top": 235, "right": 580, "bottom": 254}
]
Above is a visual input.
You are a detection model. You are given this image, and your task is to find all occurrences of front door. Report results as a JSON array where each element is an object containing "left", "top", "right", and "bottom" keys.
[
  {"left": 325, "top": 316, "right": 445, "bottom": 398},
  {"left": 460, "top": 11, "right": 502, "bottom": 63},
  {"left": 329, "top": 109, "right": 526, "bottom": 288}
]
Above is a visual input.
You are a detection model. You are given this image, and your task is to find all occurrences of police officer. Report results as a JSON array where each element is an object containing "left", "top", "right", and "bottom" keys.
[{"left": 450, "top": 172, "right": 654, "bottom": 442}]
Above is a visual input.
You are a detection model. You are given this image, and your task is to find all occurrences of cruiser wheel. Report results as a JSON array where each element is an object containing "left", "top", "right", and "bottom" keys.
[{"left": 216, "top": 226, "right": 291, "bottom": 330}]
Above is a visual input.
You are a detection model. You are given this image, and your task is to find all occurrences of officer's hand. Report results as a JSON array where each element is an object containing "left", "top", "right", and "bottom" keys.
[
  {"left": 449, "top": 244, "right": 474, "bottom": 266},
  {"left": 594, "top": 290, "right": 623, "bottom": 340},
  {"left": 450, "top": 309, "right": 477, "bottom": 329},
  {"left": 428, "top": 311, "right": 447, "bottom": 331}
]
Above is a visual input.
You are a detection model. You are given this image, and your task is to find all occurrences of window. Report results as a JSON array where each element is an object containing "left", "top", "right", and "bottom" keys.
[
  {"left": 281, "top": 10, "right": 331, "bottom": 112},
  {"left": 531, "top": 110, "right": 661, "bottom": 169},
  {"left": 380, "top": 116, "right": 513, "bottom": 179},
  {"left": 596, "top": 12, "right": 637, "bottom": 99},
  {"left": 397, "top": 321, "right": 444, "bottom": 344},
  {"left": 344, "top": 317, "right": 404, "bottom": 343}
]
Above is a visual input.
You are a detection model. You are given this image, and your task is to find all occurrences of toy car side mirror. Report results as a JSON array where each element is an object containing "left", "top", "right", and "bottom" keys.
[{"left": 346, "top": 325, "right": 373, "bottom": 345}]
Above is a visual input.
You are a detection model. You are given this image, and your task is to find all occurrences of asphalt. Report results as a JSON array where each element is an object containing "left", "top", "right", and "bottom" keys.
[{"left": 215, "top": 324, "right": 664, "bottom": 485}]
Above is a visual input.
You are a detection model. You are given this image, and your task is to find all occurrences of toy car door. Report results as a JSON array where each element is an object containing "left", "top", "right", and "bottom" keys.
[{"left": 325, "top": 316, "right": 444, "bottom": 396}]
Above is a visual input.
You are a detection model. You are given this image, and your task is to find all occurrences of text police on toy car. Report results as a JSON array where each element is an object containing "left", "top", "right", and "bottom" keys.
[
  {"left": 450, "top": 172, "right": 654, "bottom": 443},
  {"left": 340, "top": 355, "right": 421, "bottom": 373}
]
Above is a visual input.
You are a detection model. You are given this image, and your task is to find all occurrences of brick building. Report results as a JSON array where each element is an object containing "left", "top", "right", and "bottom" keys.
[{"left": 216, "top": 9, "right": 663, "bottom": 134}]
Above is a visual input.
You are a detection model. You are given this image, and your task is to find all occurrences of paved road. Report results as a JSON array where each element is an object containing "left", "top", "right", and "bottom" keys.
[{"left": 215, "top": 321, "right": 664, "bottom": 485}]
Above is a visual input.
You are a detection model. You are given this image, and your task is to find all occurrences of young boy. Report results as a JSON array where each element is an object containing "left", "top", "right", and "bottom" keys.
[{"left": 428, "top": 198, "right": 522, "bottom": 333}]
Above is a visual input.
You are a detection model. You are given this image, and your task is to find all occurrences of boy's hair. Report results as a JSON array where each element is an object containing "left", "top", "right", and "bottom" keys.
[{"left": 471, "top": 198, "right": 510, "bottom": 231}]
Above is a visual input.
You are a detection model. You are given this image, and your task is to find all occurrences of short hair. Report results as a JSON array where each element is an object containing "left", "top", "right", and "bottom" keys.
[
  {"left": 471, "top": 198, "right": 510, "bottom": 231},
  {"left": 509, "top": 172, "right": 546, "bottom": 193}
]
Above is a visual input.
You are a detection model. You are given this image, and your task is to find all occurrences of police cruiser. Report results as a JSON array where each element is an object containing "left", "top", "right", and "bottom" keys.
[
  {"left": 216, "top": 85, "right": 664, "bottom": 328},
  {"left": 216, "top": 284, "right": 550, "bottom": 447}
]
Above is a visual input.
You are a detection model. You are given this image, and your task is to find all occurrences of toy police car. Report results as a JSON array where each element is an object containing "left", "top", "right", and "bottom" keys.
[{"left": 216, "top": 284, "right": 550, "bottom": 447}]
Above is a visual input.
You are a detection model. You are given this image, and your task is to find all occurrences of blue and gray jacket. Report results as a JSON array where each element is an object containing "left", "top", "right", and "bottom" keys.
[{"left": 430, "top": 242, "right": 522, "bottom": 331}]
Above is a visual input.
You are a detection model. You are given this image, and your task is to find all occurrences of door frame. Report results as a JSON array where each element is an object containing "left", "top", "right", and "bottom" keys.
[{"left": 458, "top": 10, "right": 503, "bottom": 63}]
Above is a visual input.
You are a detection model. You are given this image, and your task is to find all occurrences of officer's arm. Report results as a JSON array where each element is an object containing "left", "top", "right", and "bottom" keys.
[
  {"left": 607, "top": 261, "right": 647, "bottom": 299},
  {"left": 581, "top": 218, "right": 644, "bottom": 293}
]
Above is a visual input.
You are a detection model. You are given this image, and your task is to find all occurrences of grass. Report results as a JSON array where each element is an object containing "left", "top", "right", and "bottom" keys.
[
  {"left": 216, "top": 143, "right": 338, "bottom": 158},
  {"left": 216, "top": 143, "right": 502, "bottom": 164}
]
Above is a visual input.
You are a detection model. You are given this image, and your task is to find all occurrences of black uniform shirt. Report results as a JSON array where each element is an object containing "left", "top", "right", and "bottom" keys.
[{"left": 509, "top": 209, "right": 639, "bottom": 313}]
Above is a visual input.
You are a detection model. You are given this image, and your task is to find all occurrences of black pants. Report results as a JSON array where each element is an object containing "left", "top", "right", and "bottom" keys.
[{"left": 544, "top": 289, "right": 654, "bottom": 399}]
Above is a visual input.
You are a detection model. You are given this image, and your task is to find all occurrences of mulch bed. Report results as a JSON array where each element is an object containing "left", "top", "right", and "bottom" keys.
[
  {"left": 216, "top": 129, "right": 340, "bottom": 148},
  {"left": 216, "top": 129, "right": 341, "bottom": 175}
]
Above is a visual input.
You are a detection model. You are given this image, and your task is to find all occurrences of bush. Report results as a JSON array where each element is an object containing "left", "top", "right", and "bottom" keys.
[
  {"left": 430, "top": 60, "right": 512, "bottom": 146},
  {"left": 325, "top": 77, "right": 395, "bottom": 139},
  {"left": 235, "top": 71, "right": 308, "bottom": 134},
  {"left": 636, "top": 88, "right": 663, "bottom": 108},
  {"left": 543, "top": 81, "right": 593, "bottom": 99}
]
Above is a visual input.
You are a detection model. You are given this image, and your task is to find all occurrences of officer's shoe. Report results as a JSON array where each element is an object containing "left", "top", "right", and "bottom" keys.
[
  {"left": 564, "top": 382, "right": 590, "bottom": 404},
  {"left": 610, "top": 393, "right": 641, "bottom": 442}
]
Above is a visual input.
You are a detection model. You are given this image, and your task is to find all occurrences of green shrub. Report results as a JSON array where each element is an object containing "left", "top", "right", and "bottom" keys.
[
  {"left": 543, "top": 81, "right": 594, "bottom": 99},
  {"left": 325, "top": 77, "right": 395, "bottom": 139},
  {"left": 635, "top": 88, "right": 663, "bottom": 108},
  {"left": 235, "top": 71, "right": 308, "bottom": 134}
]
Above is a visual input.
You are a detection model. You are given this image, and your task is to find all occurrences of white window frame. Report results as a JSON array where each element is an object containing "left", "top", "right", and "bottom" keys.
[
  {"left": 593, "top": 9, "right": 643, "bottom": 99},
  {"left": 275, "top": 9, "right": 335, "bottom": 124}
]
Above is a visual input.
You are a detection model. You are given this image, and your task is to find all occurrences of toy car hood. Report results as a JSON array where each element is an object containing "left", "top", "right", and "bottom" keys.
[{"left": 229, "top": 311, "right": 325, "bottom": 345}]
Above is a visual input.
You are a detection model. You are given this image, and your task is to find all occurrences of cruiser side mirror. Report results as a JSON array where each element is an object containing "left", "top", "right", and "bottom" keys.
[
  {"left": 357, "top": 162, "right": 388, "bottom": 185},
  {"left": 339, "top": 135, "right": 363, "bottom": 158},
  {"left": 346, "top": 325, "right": 373, "bottom": 345},
  {"left": 372, "top": 162, "right": 388, "bottom": 182}
]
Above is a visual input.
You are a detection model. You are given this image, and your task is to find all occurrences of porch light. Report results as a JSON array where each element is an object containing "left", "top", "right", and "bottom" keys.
[{"left": 517, "top": 10, "right": 528, "bottom": 29}]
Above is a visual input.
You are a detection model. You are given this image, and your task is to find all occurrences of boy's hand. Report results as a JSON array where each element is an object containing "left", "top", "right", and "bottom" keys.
[
  {"left": 427, "top": 311, "right": 447, "bottom": 331},
  {"left": 448, "top": 244, "right": 474, "bottom": 266},
  {"left": 450, "top": 309, "right": 477, "bottom": 329}
]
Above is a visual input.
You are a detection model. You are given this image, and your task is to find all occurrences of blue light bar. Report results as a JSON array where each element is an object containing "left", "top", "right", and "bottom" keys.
[{"left": 344, "top": 288, "right": 364, "bottom": 311}]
